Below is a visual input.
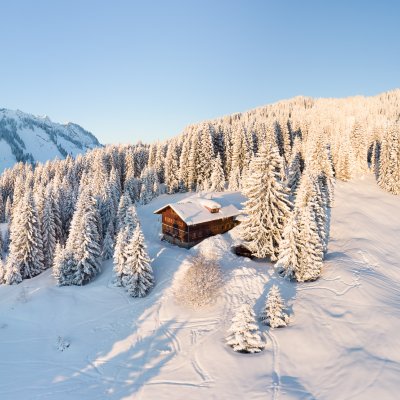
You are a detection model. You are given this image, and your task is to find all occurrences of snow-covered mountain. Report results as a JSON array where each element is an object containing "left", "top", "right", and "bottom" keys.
[{"left": 0, "top": 108, "right": 101, "bottom": 172}]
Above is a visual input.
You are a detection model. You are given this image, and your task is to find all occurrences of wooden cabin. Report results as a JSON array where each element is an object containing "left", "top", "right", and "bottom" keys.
[{"left": 154, "top": 198, "right": 241, "bottom": 248}]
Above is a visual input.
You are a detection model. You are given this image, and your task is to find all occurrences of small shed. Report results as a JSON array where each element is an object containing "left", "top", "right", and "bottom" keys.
[{"left": 154, "top": 197, "right": 241, "bottom": 248}]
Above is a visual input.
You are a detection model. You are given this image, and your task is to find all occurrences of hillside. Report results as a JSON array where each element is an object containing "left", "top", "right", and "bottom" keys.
[
  {"left": 0, "top": 176, "right": 398, "bottom": 399},
  {"left": 0, "top": 109, "right": 101, "bottom": 172}
]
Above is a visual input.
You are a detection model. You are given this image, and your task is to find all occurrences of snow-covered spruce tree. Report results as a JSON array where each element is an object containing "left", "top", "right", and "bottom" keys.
[
  {"left": 210, "top": 153, "right": 225, "bottom": 192},
  {"left": 298, "top": 204, "right": 324, "bottom": 281},
  {"left": 196, "top": 125, "right": 214, "bottom": 191},
  {"left": 114, "top": 224, "right": 154, "bottom": 297},
  {"left": 175, "top": 254, "right": 223, "bottom": 308},
  {"left": 41, "top": 197, "right": 57, "bottom": 270},
  {"left": 116, "top": 192, "right": 133, "bottom": 232},
  {"left": 378, "top": 125, "right": 400, "bottom": 195},
  {"left": 101, "top": 222, "right": 115, "bottom": 260},
  {"left": 178, "top": 135, "right": 191, "bottom": 191},
  {"left": 241, "top": 144, "right": 292, "bottom": 261},
  {"left": 277, "top": 173, "right": 325, "bottom": 282},
  {"left": 5, "top": 197, "right": 12, "bottom": 223},
  {"left": 275, "top": 209, "right": 302, "bottom": 280},
  {"left": 287, "top": 151, "right": 302, "bottom": 198},
  {"left": 260, "top": 285, "right": 289, "bottom": 328},
  {"left": 8, "top": 190, "right": 44, "bottom": 281},
  {"left": 164, "top": 141, "right": 180, "bottom": 194},
  {"left": 56, "top": 189, "right": 101, "bottom": 286},
  {"left": 226, "top": 304, "right": 265, "bottom": 353},
  {"left": 52, "top": 242, "right": 64, "bottom": 282},
  {"left": 4, "top": 254, "right": 23, "bottom": 285},
  {"left": 296, "top": 172, "right": 328, "bottom": 252}
]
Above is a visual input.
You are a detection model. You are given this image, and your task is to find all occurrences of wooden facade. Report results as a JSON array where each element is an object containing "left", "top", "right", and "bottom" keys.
[{"left": 158, "top": 206, "right": 237, "bottom": 248}]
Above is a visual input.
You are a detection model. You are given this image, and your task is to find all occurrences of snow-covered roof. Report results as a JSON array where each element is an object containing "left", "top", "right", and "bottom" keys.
[{"left": 154, "top": 197, "right": 241, "bottom": 226}]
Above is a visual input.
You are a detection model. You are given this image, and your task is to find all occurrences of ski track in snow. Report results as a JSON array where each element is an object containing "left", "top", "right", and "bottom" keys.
[{"left": 1, "top": 178, "right": 400, "bottom": 399}]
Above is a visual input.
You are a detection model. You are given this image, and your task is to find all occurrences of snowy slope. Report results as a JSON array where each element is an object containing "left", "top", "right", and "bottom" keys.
[
  {"left": 0, "top": 177, "right": 399, "bottom": 399},
  {"left": 0, "top": 109, "right": 101, "bottom": 172}
]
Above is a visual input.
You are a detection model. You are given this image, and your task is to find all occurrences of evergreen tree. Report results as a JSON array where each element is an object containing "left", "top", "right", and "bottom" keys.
[
  {"left": 196, "top": 125, "right": 214, "bottom": 190},
  {"left": 275, "top": 210, "right": 302, "bottom": 280},
  {"left": 116, "top": 192, "right": 133, "bottom": 232},
  {"left": 8, "top": 191, "right": 44, "bottom": 280},
  {"left": 114, "top": 224, "right": 154, "bottom": 297},
  {"left": 4, "top": 255, "right": 23, "bottom": 285},
  {"left": 102, "top": 223, "right": 115, "bottom": 260},
  {"left": 42, "top": 197, "right": 57, "bottom": 269},
  {"left": 226, "top": 304, "right": 264, "bottom": 353},
  {"left": 4, "top": 197, "right": 12, "bottom": 223},
  {"left": 378, "top": 125, "right": 400, "bottom": 195},
  {"left": 210, "top": 154, "right": 225, "bottom": 192},
  {"left": 165, "top": 142, "right": 180, "bottom": 194},
  {"left": 260, "top": 285, "right": 289, "bottom": 328},
  {"left": 241, "top": 145, "right": 292, "bottom": 260},
  {"left": 56, "top": 189, "right": 101, "bottom": 286}
]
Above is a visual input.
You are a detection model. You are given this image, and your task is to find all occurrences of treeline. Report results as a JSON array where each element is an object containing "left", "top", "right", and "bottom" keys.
[{"left": 0, "top": 90, "right": 399, "bottom": 287}]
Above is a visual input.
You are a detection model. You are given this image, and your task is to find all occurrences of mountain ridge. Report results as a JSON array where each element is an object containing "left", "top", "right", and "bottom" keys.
[{"left": 0, "top": 108, "right": 101, "bottom": 172}]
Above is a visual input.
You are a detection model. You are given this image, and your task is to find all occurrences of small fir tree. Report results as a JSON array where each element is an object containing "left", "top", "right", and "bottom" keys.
[
  {"left": 260, "top": 285, "right": 289, "bottom": 328},
  {"left": 114, "top": 224, "right": 154, "bottom": 297},
  {"left": 226, "top": 304, "right": 265, "bottom": 353}
]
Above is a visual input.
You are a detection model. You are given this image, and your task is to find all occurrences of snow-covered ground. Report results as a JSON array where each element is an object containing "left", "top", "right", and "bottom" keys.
[{"left": 0, "top": 176, "right": 399, "bottom": 399}]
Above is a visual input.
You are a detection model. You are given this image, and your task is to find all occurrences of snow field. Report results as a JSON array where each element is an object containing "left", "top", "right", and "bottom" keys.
[{"left": 0, "top": 177, "right": 399, "bottom": 399}]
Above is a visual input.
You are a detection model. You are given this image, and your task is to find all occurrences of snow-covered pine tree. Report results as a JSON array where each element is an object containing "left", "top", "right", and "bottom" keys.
[
  {"left": 260, "top": 285, "right": 289, "bottom": 328},
  {"left": 298, "top": 204, "right": 324, "bottom": 281},
  {"left": 139, "top": 167, "right": 158, "bottom": 205},
  {"left": 164, "top": 142, "right": 180, "bottom": 194},
  {"left": 52, "top": 242, "right": 64, "bottom": 282},
  {"left": 8, "top": 190, "right": 44, "bottom": 280},
  {"left": 196, "top": 125, "right": 214, "bottom": 191},
  {"left": 178, "top": 135, "right": 191, "bottom": 191},
  {"left": 114, "top": 224, "right": 154, "bottom": 297},
  {"left": 350, "top": 121, "right": 369, "bottom": 175},
  {"left": 275, "top": 209, "right": 302, "bottom": 280},
  {"left": 210, "top": 153, "right": 225, "bottom": 192},
  {"left": 241, "top": 144, "right": 292, "bottom": 260},
  {"left": 277, "top": 172, "right": 325, "bottom": 282},
  {"left": 116, "top": 192, "right": 133, "bottom": 232},
  {"left": 187, "top": 131, "right": 199, "bottom": 191},
  {"left": 4, "top": 254, "right": 22, "bottom": 285},
  {"left": 378, "top": 124, "right": 400, "bottom": 195},
  {"left": 100, "top": 183, "right": 116, "bottom": 237},
  {"left": 226, "top": 304, "right": 264, "bottom": 353},
  {"left": 5, "top": 197, "right": 12, "bottom": 223},
  {"left": 57, "top": 189, "right": 101, "bottom": 286},
  {"left": 102, "top": 222, "right": 115, "bottom": 260},
  {"left": 42, "top": 197, "right": 57, "bottom": 269},
  {"left": 287, "top": 145, "right": 302, "bottom": 198},
  {"left": 296, "top": 172, "right": 328, "bottom": 252}
]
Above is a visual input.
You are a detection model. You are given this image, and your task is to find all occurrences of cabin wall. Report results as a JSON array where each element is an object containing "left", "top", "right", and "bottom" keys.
[
  {"left": 158, "top": 207, "right": 239, "bottom": 248},
  {"left": 187, "top": 217, "right": 236, "bottom": 242},
  {"left": 161, "top": 207, "right": 189, "bottom": 243}
]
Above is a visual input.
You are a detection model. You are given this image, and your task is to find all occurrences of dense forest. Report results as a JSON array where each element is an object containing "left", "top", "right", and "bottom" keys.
[{"left": 0, "top": 90, "right": 399, "bottom": 290}]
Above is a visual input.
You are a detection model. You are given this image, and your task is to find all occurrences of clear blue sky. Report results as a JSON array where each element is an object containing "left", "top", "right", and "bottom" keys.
[{"left": 1, "top": 0, "right": 399, "bottom": 144}]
